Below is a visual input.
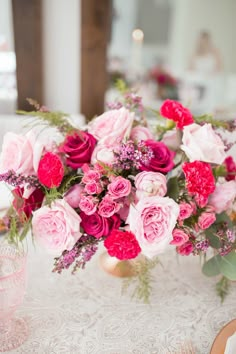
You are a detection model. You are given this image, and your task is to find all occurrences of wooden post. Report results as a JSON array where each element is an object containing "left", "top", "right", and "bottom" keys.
[
  {"left": 12, "top": 0, "right": 43, "bottom": 110},
  {"left": 81, "top": 0, "right": 112, "bottom": 121}
]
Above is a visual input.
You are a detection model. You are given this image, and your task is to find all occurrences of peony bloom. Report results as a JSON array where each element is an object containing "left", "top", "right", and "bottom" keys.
[
  {"left": 60, "top": 131, "right": 96, "bottom": 169},
  {"left": 135, "top": 171, "right": 167, "bottom": 200},
  {"left": 208, "top": 181, "right": 236, "bottom": 214},
  {"left": 160, "top": 99, "right": 194, "bottom": 129},
  {"left": 127, "top": 196, "right": 179, "bottom": 258},
  {"left": 139, "top": 140, "right": 175, "bottom": 173},
  {"left": 104, "top": 230, "right": 141, "bottom": 260},
  {"left": 13, "top": 186, "right": 44, "bottom": 220},
  {"left": 198, "top": 212, "right": 216, "bottom": 230},
  {"left": 181, "top": 123, "right": 226, "bottom": 164},
  {"left": 64, "top": 184, "right": 84, "bottom": 208},
  {"left": 32, "top": 199, "right": 82, "bottom": 254},
  {"left": 130, "top": 126, "right": 154, "bottom": 142},
  {"left": 170, "top": 229, "right": 189, "bottom": 246},
  {"left": 224, "top": 156, "right": 236, "bottom": 181},
  {"left": 80, "top": 211, "right": 120, "bottom": 238},
  {"left": 0, "top": 131, "right": 35, "bottom": 175},
  {"left": 88, "top": 107, "right": 134, "bottom": 146},
  {"left": 182, "top": 161, "right": 215, "bottom": 207},
  {"left": 37, "top": 152, "right": 64, "bottom": 188},
  {"left": 107, "top": 176, "right": 131, "bottom": 199},
  {"left": 91, "top": 144, "right": 116, "bottom": 165}
]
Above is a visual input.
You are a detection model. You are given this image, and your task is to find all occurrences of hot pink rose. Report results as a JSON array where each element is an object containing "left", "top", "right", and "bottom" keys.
[
  {"left": 170, "top": 229, "right": 189, "bottom": 246},
  {"left": 177, "top": 241, "right": 194, "bottom": 256},
  {"left": 98, "top": 196, "right": 121, "bottom": 218},
  {"left": 198, "top": 212, "right": 216, "bottom": 230},
  {"left": 80, "top": 211, "right": 120, "bottom": 238},
  {"left": 130, "top": 126, "right": 154, "bottom": 142},
  {"left": 82, "top": 170, "right": 101, "bottom": 184},
  {"left": 32, "top": 199, "right": 82, "bottom": 254},
  {"left": 178, "top": 202, "right": 193, "bottom": 220},
  {"left": 108, "top": 176, "right": 131, "bottom": 199},
  {"left": 79, "top": 195, "right": 97, "bottom": 215},
  {"left": 91, "top": 144, "right": 116, "bottom": 165},
  {"left": 88, "top": 107, "right": 134, "bottom": 146},
  {"left": 181, "top": 123, "right": 226, "bottom": 164},
  {"left": 84, "top": 181, "right": 103, "bottom": 195},
  {"left": 208, "top": 181, "right": 236, "bottom": 214},
  {"left": 0, "top": 131, "right": 34, "bottom": 175},
  {"left": 127, "top": 196, "right": 179, "bottom": 258},
  {"left": 139, "top": 140, "right": 175, "bottom": 173},
  {"left": 64, "top": 184, "right": 84, "bottom": 208},
  {"left": 135, "top": 171, "right": 167, "bottom": 200}
]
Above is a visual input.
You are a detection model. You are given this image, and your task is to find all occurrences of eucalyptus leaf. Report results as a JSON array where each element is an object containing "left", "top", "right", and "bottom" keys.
[
  {"left": 202, "top": 256, "right": 221, "bottom": 277},
  {"left": 167, "top": 177, "right": 179, "bottom": 201},
  {"left": 218, "top": 252, "right": 236, "bottom": 281},
  {"left": 205, "top": 228, "right": 221, "bottom": 249}
]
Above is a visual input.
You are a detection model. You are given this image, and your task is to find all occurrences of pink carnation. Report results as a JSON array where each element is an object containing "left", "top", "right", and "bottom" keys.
[
  {"left": 170, "top": 229, "right": 189, "bottom": 246},
  {"left": 198, "top": 212, "right": 216, "bottom": 230},
  {"left": 160, "top": 99, "right": 194, "bottom": 129},
  {"left": 107, "top": 176, "right": 131, "bottom": 199}
]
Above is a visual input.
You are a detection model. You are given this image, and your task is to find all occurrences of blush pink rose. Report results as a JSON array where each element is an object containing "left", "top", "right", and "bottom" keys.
[
  {"left": 32, "top": 199, "right": 82, "bottom": 254},
  {"left": 127, "top": 196, "right": 179, "bottom": 258},
  {"left": 177, "top": 241, "right": 194, "bottom": 256},
  {"left": 91, "top": 144, "right": 115, "bottom": 165},
  {"left": 198, "top": 212, "right": 216, "bottom": 230},
  {"left": 135, "top": 171, "right": 167, "bottom": 200},
  {"left": 82, "top": 170, "right": 101, "bottom": 184},
  {"left": 64, "top": 184, "right": 84, "bottom": 208},
  {"left": 84, "top": 181, "right": 103, "bottom": 195},
  {"left": 170, "top": 229, "right": 189, "bottom": 246},
  {"left": 181, "top": 123, "right": 226, "bottom": 164},
  {"left": 79, "top": 195, "right": 97, "bottom": 215},
  {"left": 208, "top": 181, "right": 236, "bottom": 214},
  {"left": 162, "top": 130, "right": 181, "bottom": 151},
  {"left": 178, "top": 202, "right": 193, "bottom": 220},
  {"left": 88, "top": 107, "right": 134, "bottom": 146},
  {"left": 98, "top": 196, "right": 121, "bottom": 218},
  {"left": 0, "top": 131, "right": 34, "bottom": 175},
  {"left": 108, "top": 176, "right": 131, "bottom": 199},
  {"left": 130, "top": 126, "right": 154, "bottom": 142}
]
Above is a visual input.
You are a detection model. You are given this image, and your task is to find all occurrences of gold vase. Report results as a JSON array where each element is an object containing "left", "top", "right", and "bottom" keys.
[{"left": 99, "top": 251, "right": 136, "bottom": 278}]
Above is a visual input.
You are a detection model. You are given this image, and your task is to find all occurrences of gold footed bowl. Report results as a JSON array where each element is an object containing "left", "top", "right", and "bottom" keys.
[{"left": 99, "top": 251, "right": 136, "bottom": 278}]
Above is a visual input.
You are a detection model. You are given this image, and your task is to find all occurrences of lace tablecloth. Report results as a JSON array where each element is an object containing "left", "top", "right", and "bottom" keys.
[{"left": 6, "top": 244, "right": 236, "bottom": 354}]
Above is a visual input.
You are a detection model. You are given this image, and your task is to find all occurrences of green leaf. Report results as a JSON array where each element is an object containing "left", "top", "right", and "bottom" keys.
[
  {"left": 215, "top": 212, "right": 233, "bottom": 227},
  {"left": 202, "top": 255, "right": 221, "bottom": 277},
  {"left": 167, "top": 177, "right": 179, "bottom": 201},
  {"left": 205, "top": 228, "right": 221, "bottom": 248},
  {"left": 218, "top": 252, "right": 236, "bottom": 281},
  {"left": 216, "top": 276, "right": 230, "bottom": 303}
]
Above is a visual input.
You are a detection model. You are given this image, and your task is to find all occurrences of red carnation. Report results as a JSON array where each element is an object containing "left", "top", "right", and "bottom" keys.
[
  {"left": 224, "top": 156, "right": 236, "bottom": 181},
  {"left": 37, "top": 152, "right": 64, "bottom": 188},
  {"left": 104, "top": 229, "right": 141, "bottom": 260},
  {"left": 182, "top": 161, "right": 215, "bottom": 207},
  {"left": 160, "top": 99, "right": 194, "bottom": 129}
]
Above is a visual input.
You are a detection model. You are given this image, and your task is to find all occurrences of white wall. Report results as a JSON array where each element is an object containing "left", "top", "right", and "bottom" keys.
[
  {"left": 0, "top": 0, "right": 14, "bottom": 50},
  {"left": 42, "top": 0, "right": 80, "bottom": 114}
]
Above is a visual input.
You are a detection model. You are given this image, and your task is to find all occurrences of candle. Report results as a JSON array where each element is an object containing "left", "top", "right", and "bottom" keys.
[{"left": 130, "top": 28, "right": 144, "bottom": 80}]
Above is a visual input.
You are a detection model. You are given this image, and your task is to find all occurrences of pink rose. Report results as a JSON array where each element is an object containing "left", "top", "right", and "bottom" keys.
[
  {"left": 80, "top": 211, "right": 120, "bottom": 238},
  {"left": 162, "top": 130, "right": 181, "bottom": 151},
  {"left": 88, "top": 107, "right": 134, "bottom": 146},
  {"left": 84, "top": 181, "right": 103, "bottom": 195},
  {"left": 178, "top": 202, "right": 193, "bottom": 220},
  {"left": 181, "top": 123, "right": 226, "bottom": 164},
  {"left": 91, "top": 144, "right": 115, "bottom": 165},
  {"left": 177, "top": 241, "right": 194, "bottom": 256},
  {"left": 0, "top": 131, "right": 34, "bottom": 175},
  {"left": 32, "top": 199, "right": 82, "bottom": 254},
  {"left": 108, "top": 176, "right": 131, "bottom": 199},
  {"left": 127, "top": 196, "right": 179, "bottom": 258},
  {"left": 135, "top": 171, "right": 167, "bottom": 200},
  {"left": 170, "top": 229, "right": 189, "bottom": 246},
  {"left": 208, "top": 181, "right": 236, "bottom": 214},
  {"left": 64, "top": 184, "right": 84, "bottom": 208},
  {"left": 79, "top": 195, "right": 97, "bottom": 215},
  {"left": 82, "top": 170, "right": 101, "bottom": 184},
  {"left": 139, "top": 140, "right": 175, "bottom": 173},
  {"left": 198, "top": 212, "right": 216, "bottom": 230},
  {"left": 130, "top": 126, "right": 154, "bottom": 142},
  {"left": 98, "top": 196, "right": 121, "bottom": 218}
]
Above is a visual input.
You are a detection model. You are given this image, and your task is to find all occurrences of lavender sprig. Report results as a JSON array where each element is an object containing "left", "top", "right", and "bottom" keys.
[{"left": 0, "top": 170, "right": 41, "bottom": 188}]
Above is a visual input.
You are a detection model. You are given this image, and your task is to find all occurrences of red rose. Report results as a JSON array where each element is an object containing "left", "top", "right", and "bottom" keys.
[
  {"left": 61, "top": 132, "right": 96, "bottom": 169},
  {"left": 160, "top": 99, "right": 194, "bottom": 129},
  {"left": 139, "top": 140, "right": 175, "bottom": 173},
  {"left": 224, "top": 156, "right": 236, "bottom": 181},
  {"left": 104, "top": 230, "right": 141, "bottom": 260},
  {"left": 37, "top": 152, "right": 64, "bottom": 188},
  {"left": 80, "top": 212, "right": 120, "bottom": 239},
  {"left": 13, "top": 187, "right": 44, "bottom": 219},
  {"left": 182, "top": 161, "right": 215, "bottom": 207}
]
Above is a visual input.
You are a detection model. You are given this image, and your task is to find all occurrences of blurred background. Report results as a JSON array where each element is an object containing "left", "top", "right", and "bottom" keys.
[{"left": 1, "top": 0, "right": 236, "bottom": 124}]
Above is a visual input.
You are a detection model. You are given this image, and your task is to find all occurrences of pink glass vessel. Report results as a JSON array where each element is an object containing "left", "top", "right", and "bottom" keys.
[{"left": 0, "top": 244, "right": 28, "bottom": 352}]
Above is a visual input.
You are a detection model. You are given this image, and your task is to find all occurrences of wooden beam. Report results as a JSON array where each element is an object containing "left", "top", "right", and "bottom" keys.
[
  {"left": 81, "top": 0, "right": 112, "bottom": 121},
  {"left": 12, "top": 0, "right": 43, "bottom": 110}
]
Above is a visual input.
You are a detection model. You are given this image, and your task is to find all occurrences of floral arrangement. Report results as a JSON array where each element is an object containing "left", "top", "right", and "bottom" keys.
[
  {"left": 150, "top": 66, "right": 178, "bottom": 100},
  {"left": 1, "top": 90, "right": 236, "bottom": 302}
]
